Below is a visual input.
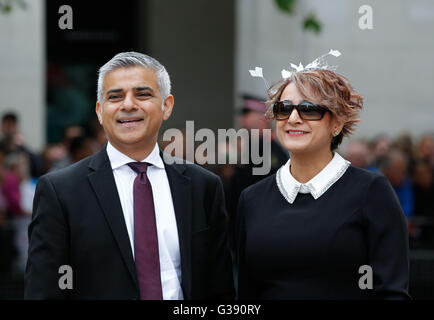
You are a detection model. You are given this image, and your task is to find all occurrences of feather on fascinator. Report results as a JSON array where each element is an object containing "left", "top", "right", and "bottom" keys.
[{"left": 249, "top": 49, "right": 342, "bottom": 91}]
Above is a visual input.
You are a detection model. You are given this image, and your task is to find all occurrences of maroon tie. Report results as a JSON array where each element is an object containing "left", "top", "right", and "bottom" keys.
[{"left": 127, "top": 162, "right": 163, "bottom": 300}]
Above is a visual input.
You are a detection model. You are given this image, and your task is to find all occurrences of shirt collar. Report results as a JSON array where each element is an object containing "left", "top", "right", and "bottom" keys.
[
  {"left": 106, "top": 141, "right": 165, "bottom": 170},
  {"left": 276, "top": 152, "right": 350, "bottom": 204}
]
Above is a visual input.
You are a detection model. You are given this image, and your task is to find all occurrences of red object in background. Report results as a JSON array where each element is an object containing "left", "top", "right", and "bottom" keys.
[{"left": 1, "top": 171, "right": 22, "bottom": 217}]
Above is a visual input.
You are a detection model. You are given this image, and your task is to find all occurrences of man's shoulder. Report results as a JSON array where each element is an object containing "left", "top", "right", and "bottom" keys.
[
  {"left": 162, "top": 153, "right": 221, "bottom": 183},
  {"left": 40, "top": 153, "right": 96, "bottom": 185}
]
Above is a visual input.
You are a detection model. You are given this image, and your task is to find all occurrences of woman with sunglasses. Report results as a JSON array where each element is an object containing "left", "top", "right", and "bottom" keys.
[{"left": 235, "top": 67, "right": 410, "bottom": 299}]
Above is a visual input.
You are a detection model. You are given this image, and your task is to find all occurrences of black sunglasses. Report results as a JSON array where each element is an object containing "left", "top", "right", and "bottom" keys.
[{"left": 273, "top": 100, "right": 329, "bottom": 121}]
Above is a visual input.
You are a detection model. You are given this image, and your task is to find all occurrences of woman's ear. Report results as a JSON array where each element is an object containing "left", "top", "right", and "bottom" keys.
[{"left": 331, "top": 115, "right": 344, "bottom": 137}]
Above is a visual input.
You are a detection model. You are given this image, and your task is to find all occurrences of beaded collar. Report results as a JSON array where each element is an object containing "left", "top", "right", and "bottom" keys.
[{"left": 276, "top": 152, "right": 350, "bottom": 204}]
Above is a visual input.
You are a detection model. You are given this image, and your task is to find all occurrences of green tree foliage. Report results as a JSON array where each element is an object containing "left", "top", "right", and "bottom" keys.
[
  {"left": 274, "top": 0, "right": 322, "bottom": 34},
  {"left": 0, "top": 0, "right": 27, "bottom": 14}
]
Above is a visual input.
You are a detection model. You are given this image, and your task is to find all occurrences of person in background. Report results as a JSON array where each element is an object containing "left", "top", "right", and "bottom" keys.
[
  {"left": 0, "top": 112, "right": 40, "bottom": 178},
  {"left": 394, "top": 133, "right": 416, "bottom": 176},
  {"left": 417, "top": 134, "right": 434, "bottom": 168},
  {"left": 0, "top": 144, "right": 17, "bottom": 277},
  {"left": 368, "top": 134, "right": 391, "bottom": 169},
  {"left": 1, "top": 153, "right": 22, "bottom": 218},
  {"left": 237, "top": 95, "right": 289, "bottom": 175},
  {"left": 37, "top": 144, "right": 68, "bottom": 176},
  {"left": 69, "top": 135, "right": 94, "bottom": 164},
  {"left": 412, "top": 160, "right": 434, "bottom": 217},
  {"left": 344, "top": 140, "right": 370, "bottom": 169},
  {"left": 90, "top": 118, "right": 108, "bottom": 153},
  {"left": 48, "top": 125, "right": 86, "bottom": 171},
  {"left": 225, "top": 94, "right": 288, "bottom": 252},
  {"left": 5, "top": 152, "right": 35, "bottom": 274},
  {"left": 381, "top": 149, "right": 414, "bottom": 218}
]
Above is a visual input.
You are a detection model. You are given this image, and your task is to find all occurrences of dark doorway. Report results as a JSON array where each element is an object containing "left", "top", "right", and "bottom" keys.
[{"left": 45, "top": 0, "right": 141, "bottom": 143}]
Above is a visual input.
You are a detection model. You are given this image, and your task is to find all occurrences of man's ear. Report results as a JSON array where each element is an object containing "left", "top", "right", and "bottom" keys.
[
  {"left": 162, "top": 95, "right": 174, "bottom": 121},
  {"left": 96, "top": 101, "right": 103, "bottom": 125}
]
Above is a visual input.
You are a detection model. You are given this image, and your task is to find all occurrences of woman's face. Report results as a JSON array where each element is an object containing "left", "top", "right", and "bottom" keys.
[{"left": 276, "top": 82, "right": 340, "bottom": 155}]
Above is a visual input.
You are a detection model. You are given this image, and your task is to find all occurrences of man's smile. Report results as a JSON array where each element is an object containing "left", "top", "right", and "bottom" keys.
[{"left": 117, "top": 117, "right": 144, "bottom": 127}]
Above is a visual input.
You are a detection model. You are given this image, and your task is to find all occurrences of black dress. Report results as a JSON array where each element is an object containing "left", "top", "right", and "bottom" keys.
[{"left": 235, "top": 165, "right": 411, "bottom": 299}]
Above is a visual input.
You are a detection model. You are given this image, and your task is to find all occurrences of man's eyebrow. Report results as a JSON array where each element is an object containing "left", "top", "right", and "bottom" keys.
[
  {"left": 106, "top": 88, "right": 123, "bottom": 95},
  {"left": 134, "top": 86, "right": 154, "bottom": 93}
]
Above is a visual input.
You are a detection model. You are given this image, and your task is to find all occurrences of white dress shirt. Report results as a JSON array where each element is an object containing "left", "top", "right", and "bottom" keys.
[
  {"left": 276, "top": 152, "right": 351, "bottom": 204},
  {"left": 106, "top": 142, "right": 184, "bottom": 300}
]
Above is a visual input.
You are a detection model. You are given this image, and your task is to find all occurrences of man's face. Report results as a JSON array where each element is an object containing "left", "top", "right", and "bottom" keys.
[
  {"left": 239, "top": 111, "right": 270, "bottom": 131},
  {"left": 96, "top": 66, "right": 173, "bottom": 153},
  {"left": 1, "top": 119, "right": 18, "bottom": 137}
]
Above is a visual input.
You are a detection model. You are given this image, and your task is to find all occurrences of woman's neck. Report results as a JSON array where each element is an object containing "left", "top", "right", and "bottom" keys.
[{"left": 289, "top": 149, "right": 334, "bottom": 184}]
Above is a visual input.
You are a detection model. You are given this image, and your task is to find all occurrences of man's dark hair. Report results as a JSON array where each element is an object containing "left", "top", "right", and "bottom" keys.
[{"left": 2, "top": 112, "right": 18, "bottom": 123}]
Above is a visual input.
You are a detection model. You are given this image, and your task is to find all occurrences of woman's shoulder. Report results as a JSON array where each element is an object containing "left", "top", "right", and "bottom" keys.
[
  {"left": 329, "top": 165, "right": 392, "bottom": 206},
  {"left": 346, "top": 166, "right": 402, "bottom": 213},
  {"left": 343, "top": 165, "right": 387, "bottom": 189}
]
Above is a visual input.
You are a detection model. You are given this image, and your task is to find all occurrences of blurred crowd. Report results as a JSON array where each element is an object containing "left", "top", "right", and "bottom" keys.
[
  {"left": 0, "top": 112, "right": 107, "bottom": 280},
  {"left": 344, "top": 134, "right": 434, "bottom": 249},
  {"left": 0, "top": 100, "right": 433, "bottom": 281}
]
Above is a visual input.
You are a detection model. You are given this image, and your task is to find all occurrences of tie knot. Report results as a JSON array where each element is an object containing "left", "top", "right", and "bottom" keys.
[{"left": 127, "top": 162, "right": 149, "bottom": 174}]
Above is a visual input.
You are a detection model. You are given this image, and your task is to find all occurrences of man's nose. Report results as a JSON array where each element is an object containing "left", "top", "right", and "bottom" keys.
[{"left": 121, "top": 92, "right": 137, "bottom": 111}]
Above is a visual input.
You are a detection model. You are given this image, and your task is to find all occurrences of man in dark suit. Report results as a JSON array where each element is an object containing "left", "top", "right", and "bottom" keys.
[{"left": 25, "top": 52, "right": 235, "bottom": 300}]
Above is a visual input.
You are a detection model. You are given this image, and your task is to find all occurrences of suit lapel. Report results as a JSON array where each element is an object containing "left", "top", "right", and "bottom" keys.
[
  {"left": 87, "top": 146, "right": 139, "bottom": 291},
  {"left": 162, "top": 151, "right": 193, "bottom": 299}
]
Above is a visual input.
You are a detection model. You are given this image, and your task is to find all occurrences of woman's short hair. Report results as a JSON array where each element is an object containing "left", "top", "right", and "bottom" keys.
[{"left": 265, "top": 69, "right": 363, "bottom": 151}]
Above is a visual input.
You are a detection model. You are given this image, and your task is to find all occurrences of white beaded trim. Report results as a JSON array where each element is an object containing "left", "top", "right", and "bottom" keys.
[
  {"left": 310, "top": 160, "right": 350, "bottom": 199},
  {"left": 276, "top": 167, "right": 297, "bottom": 204},
  {"left": 275, "top": 160, "right": 351, "bottom": 204}
]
